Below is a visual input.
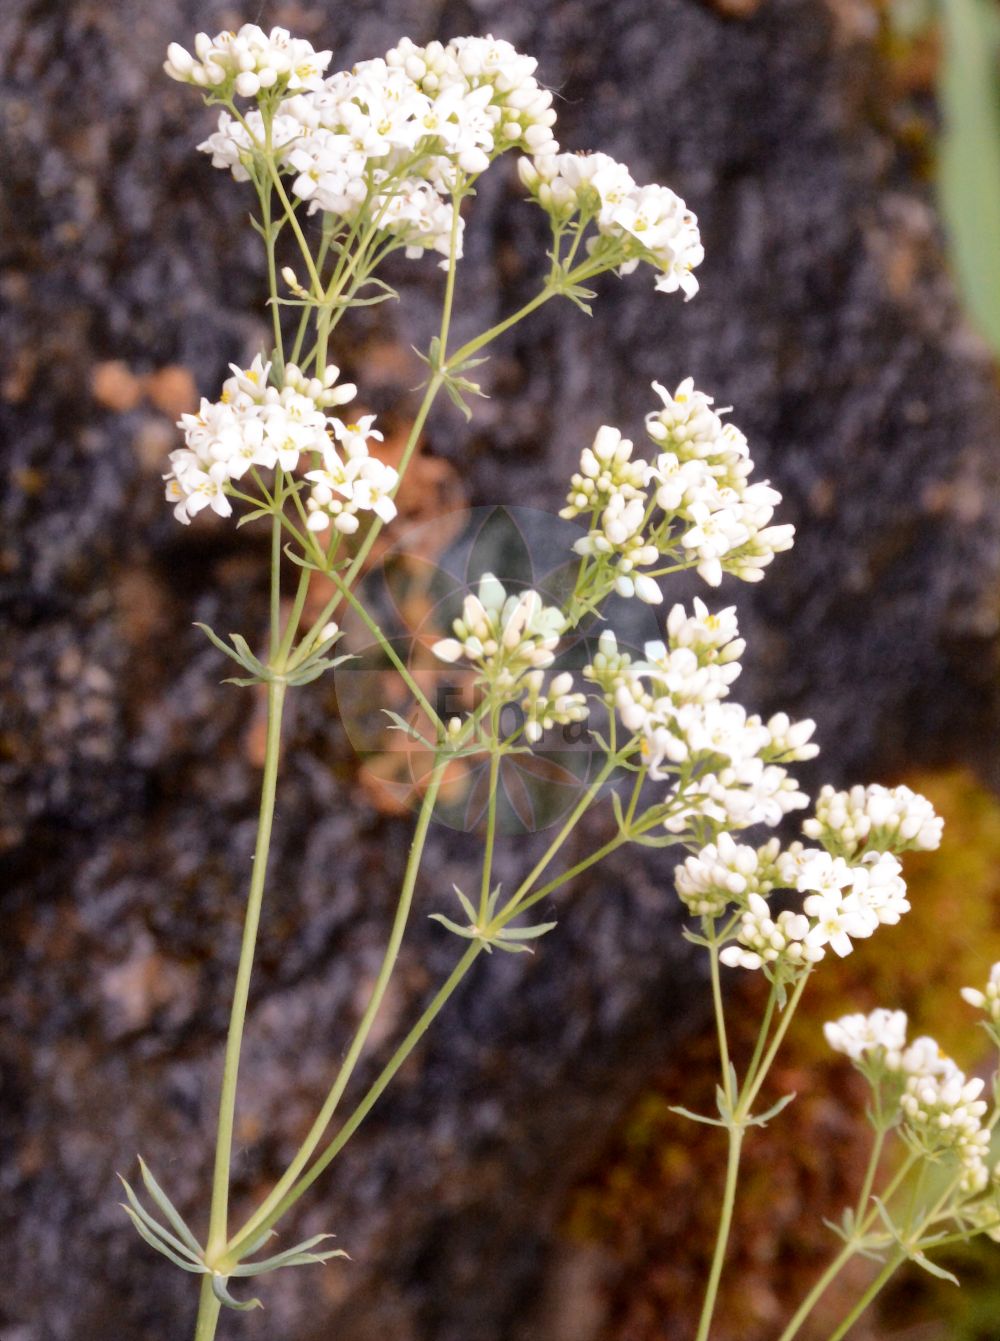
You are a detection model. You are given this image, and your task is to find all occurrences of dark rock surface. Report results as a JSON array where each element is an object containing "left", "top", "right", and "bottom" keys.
[{"left": 2, "top": 1, "right": 1000, "bottom": 1339}]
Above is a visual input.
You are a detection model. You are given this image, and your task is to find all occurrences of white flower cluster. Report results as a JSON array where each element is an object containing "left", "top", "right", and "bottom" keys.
[
  {"left": 568, "top": 381, "right": 794, "bottom": 602},
  {"left": 169, "top": 27, "right": 707, "bottom": 292},
  {"left": 962, "top": 962, "right": 1000, "bottom": 1026},
  {"left": 902, "top": 1069, "right": 991, "bottom": 1193},
  {"left": 802, "top": 783, "right": 944, "bottom": 857},
  {"left": 183, "top": 33, "right": 557, "bottom": 265},
  {"left": 675, "top": 835, "right": 781, "bottom": 918},
  {"left": 826, "top": 1007, "right": 993, "bottom": 1195},
  {"left": 431, "top": 576, "right": 586, "bottom": 742},
  {"left": 165, "top": 25, "right": 331, "bottom": 98},
  {"left": 589, "top": 601, "right": 815, "bottom": 835},
  {"left": 520, "top": 670, "right": 589, "bottom": 744},
  {"left": 518, "top": 152, "right": 703, "bottom": 297},
  {"left": 303, "top": 414, "right": 399, "bottom": 536},
  {"left": 164, "top": 356, "right": 397, "bottom": 533},
  {"left": 718, "top": 844, "right": 911, "bottom": 971},
  {"left": 823, "top": 1008, "right": 909, "bottom": 1070}
]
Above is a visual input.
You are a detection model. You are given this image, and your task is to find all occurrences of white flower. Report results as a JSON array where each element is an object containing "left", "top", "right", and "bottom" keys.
[
  {"left": 430, "top": 575, "right": 566, "bottom": 695},
  {"left": 521, "top": 669, "right": 589, "bottom": 743},
  {"left": 823, "top": 1009, "right": 908, "bottom": 1069},
  {"left": 802, "top": 783, "right": 943, "bottom": 857},
  {"left": 901, "top": 1036, "right": 962, "bottom": 1080},
  {"left": 166, "top": 25, "right": 332, "bottom": 97},
  {"left": 719, "top": 892, "right": 815, "bottom": 972},
  {"left": 675, "top": 834, "right": 777, "bottom": 918},
  {"left": 901, "top": 1065, "right": 990, "bottom": 1168},
  {"left": 961, "top": 962, "right": 1000, "bottom": 1024}
]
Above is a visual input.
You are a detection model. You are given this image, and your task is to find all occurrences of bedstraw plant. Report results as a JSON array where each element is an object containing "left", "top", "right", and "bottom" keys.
[{"left": 119, "top": 22, "right": 1000, "bottom": 1340}]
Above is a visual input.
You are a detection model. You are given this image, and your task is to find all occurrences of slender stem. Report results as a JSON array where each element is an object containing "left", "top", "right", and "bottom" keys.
[
  {"left": 478, "top": 734, "right": 501, "bottom": 921},
  {"left": 229, "top": 940, "right": 483, "bottom": 1257},
  {"left": 738, "top": 972, "right": 810, "bottom": 1119},
  {"left": 695, "top": 1127, "right": 744, "bottom": 1341},
  {"left": 854, "top": 1119, "right": 886, "bottom": 1226},
  {"left": 825, "top": 1255, "right": 904, "bottom": 1341},
  {"left": 497, "top": 754, "right": 621, "bottom": 923},
  {"left": 257, "top": 119, "right": 284, "bottom": 374},
  {"left": 275, "top": 569, "right": 311, "bottom": 668},
  {"left": 205, "top": 679, "right": 287, "bottom": 1265},
  {"left": 224, "top": 758, "right": 448, "bottom": 1264},
  {"left": 269, "top": 509, "right": 282, "bottom": 663},
  {"left": 514, "top": 833, "right": 626, "bottom": 918},
  {"left": 322, "top": 563, "right": 442, "bottom": 732},
  {"left": 777, "top": 1152, "right": 921, "bottom": 1341},
  {"left": 693, "top": 970, "right": 812, "bottom": 1341},
  {"left": 193, "top": 1276, "right": 221, "bottom": 1341},
  {"left": 741, "top": 981, "right": 778, "bottom": 1100},
  {"left": 776, "top": 1242, "right": 857, "bottom": 1341},
  {"left": 709, "top": 938, "right": 733, "bottom": 1106}
]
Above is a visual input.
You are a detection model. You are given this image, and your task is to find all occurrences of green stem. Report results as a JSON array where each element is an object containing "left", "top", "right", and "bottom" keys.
[
  {"left": 825, "top": 1255, "right": 904, "bottom": 1341},
  {"left": 497, "top": 754, "right": 621, "bottom": 924},
  {"left": 478, "top": 738, "right": 501, "bottom": 922},
  {"left": 695, "top": 1126, "right": 744, "bottom": 1341},
  {"left": 230, "top": 940, "right": 483, "bottom": 1257},
  {"left": 738, "top": 972, "right": 810, "bottom": 1119},
  {"left": 514, "top": 833, "right": 626, "bottom": 918},
  {"left": 709, "top": 938, "right": 733, "bottom": 1106},
  {"left": 693, "top": 971, "right": 812, "bottom": 1341},
  {"left": 741, "top": 981, "right": 778, "bottom": 1100},
  {"left": 777, "top": 1152, "right": 921, "bottom": 1341},
  {"left": 224, "top": 759, "right": 448, "bottom": 1264},
  {"left": 204, "top": 678, "right": 287, "bottom": 1267},
  {"left": 193, "top": 1276, "right": 221, "bottom": 1341},
  {"left": 321, "top": 563, "right": 442, "bottom": 732}
]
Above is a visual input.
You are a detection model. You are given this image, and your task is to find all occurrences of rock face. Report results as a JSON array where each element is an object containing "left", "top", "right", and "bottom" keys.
[{"left": 2, "top": 2, "right": 999, "bottom": 1339}]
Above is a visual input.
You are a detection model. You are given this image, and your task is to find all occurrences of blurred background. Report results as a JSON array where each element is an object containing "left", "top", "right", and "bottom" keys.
[{"left": 3, "top": 0, "right": 1000, "bottom": 1338}]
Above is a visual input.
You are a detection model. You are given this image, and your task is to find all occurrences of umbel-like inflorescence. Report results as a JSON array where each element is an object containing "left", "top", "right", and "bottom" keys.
[{"left": 134, "top": 19, "right": 1000, "bottom": 1341}]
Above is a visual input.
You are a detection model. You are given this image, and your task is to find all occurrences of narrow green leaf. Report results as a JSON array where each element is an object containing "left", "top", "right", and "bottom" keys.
[
  {"left": 667, "top": 1104, "right": 729, "bottom": 1129},
  {"left": 231, "top": 1235, "right": 348, "bottom": 1276},
  {"left": 428, "top": 913, "right": 479, "bottom": 940},
  {"left": 236, "top": 507, "right": 274, "bottom": 528},
  {"left": 211, "top": 1275, "right": 263, "bottom": 1311},
  {"left": 121, "top": 1207, "right": 207, "bottom": 1273},
  {"left": 229, "top": 635, "right": 266, "bottom": 675},
  {"left": 496, "top": 921, "right": 557, "bottom": 941},
  {"left": 746, "top": 1091, "right": 797, "bottom": 1128},
  {"left": 911, "top": 1252, "right": 960, "bottom": 1286},
  {"left": 118, "top": 1176, "right": 202, "bottom": 1264},
  {"left": 137, "top": 1158, "right": 203, "bottom": 1256},
  {"left": 451, "top": 885, "right": 479, "bottom": 924}
]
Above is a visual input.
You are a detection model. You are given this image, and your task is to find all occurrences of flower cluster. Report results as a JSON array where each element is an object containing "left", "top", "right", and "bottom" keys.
[
  {"left": 827, "top": 1007, "right": 994, "bottom": 1195},
  {"left": 717, "top": 835, "right": 924, "bottom": 972},
  {"left": 803, "top": 783, "right": 944, "bottom": 857},
  {"left": 518, "top": 151, "right": 703, "bottom": 297},
  {"left": 520, "top": 670, "right": 589, "bottom": 744},
  {"left": 169, "top": 26, "right": 708, "bottom": 291},
  {"left": 165, "top": 25, "right": 331, "bottom": 98},
  {"left": 186, "top": 33, "right": 558, "bottom": 265},
  {"left": 589, "top": 600, "right": 816, "bottom": 836},
  {"left": 823, "top": 1008, "right": 909, "bottom": 1071},
  {"left": 666, "top": 765, "right": 940, "bottom": 974},
  {"left": 431, "top": 575, "right": 588, "bottom": 744},
  {"left": 164, "top": 356, "right": 396, "bottom": 533},
  {"left": 568, "top": 381, "right": 794, "bottom": 602}
]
